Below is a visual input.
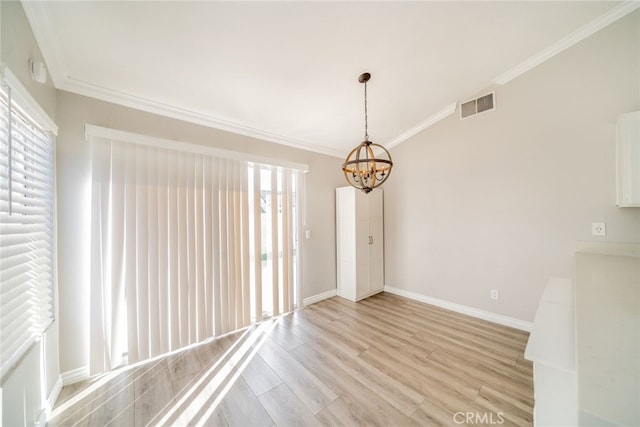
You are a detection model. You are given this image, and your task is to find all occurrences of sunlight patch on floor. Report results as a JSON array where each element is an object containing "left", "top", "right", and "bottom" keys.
[{"left": 153, "top": 318, "right": 279, "bottom": 426}]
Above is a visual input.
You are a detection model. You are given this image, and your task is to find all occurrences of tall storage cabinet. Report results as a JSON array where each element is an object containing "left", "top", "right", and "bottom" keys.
[{"left": 336, "top": 186, "right": 384, "bottom": 302}]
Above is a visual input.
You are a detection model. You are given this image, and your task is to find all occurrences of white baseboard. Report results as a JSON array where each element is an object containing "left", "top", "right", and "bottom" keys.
[
  {"left": 303, "top": 289, "right": 337, "bottom": 306},
  {"left": 61, "top": 366, "right": 90, "bottom": 386},
  {"left": 384, "top": 285, "right": 532, "bottom": 332},
  {"left": 48, "top": 375, "right": 63, "bottom": 410},
  {"left": 36, "top": 372, "right": 63, "bottom": 426},
  {"left": 37, "top": 409, "right": 47, "bottom": 427}
]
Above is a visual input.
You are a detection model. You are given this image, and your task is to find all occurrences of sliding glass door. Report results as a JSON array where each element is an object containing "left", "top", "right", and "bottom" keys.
[{"left": 88, "top": 134, "right": 303, "bottom": 373}]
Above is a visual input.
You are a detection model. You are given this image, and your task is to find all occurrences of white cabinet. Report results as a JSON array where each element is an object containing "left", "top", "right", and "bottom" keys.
[
  {"left": 616, "top": 111, "right": 640, "bottom": 207},
  {"left": 336, "top": 186, "right": 384, "bottom": 302}
]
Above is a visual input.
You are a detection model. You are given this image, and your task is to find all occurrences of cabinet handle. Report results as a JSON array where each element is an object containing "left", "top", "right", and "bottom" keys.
[{"left": 369, "top": 236, "right": 373, "bottom": 245}]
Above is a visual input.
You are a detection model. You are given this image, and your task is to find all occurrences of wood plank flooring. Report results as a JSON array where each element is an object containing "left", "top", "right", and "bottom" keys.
[{"left": 50, "top": 292, "right": 533, "bottom": 426}]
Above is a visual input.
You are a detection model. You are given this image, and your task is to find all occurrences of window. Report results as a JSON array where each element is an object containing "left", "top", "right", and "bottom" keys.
[{"left": 0, "top": 82, "right": 56, "bottom": 380}]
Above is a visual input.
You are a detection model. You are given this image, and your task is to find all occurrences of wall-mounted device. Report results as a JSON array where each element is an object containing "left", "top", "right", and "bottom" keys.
[{"left": 29, "top": 59, "right": 47, "bottom": 84}]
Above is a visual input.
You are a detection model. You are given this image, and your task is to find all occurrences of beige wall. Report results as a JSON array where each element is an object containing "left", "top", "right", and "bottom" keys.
[
  {"left": 384, "top": 11, "right": 640, "bottom": 323},
  {"left": 55, "top": 90, "right": 344, "bottom": 374},
  {"left": 1, "top": 1, "right": 56, "bottom": 118},
  {"left": 1, "top": 1, "right": 60, "bottom": 426}
]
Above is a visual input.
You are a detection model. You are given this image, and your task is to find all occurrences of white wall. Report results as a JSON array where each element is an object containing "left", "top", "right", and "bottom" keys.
[
  {"left": 55, "top": 90, "right": 344, "bottom": 375},
  {"left": 384, "top": 11, "right": 640, "bottom": 323},
  {"left": 1, "top": 1, "right": 60, "bottom": 425}
]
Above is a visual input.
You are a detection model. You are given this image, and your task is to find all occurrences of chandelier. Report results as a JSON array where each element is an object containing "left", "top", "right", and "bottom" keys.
[{"left": 342, "top": 72, "right": 393, "bottom": 193}]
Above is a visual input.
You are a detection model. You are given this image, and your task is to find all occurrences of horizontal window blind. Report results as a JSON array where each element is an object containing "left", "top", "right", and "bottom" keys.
[{"left": 0, "top": 84, "right": 55, "bottom": 380}]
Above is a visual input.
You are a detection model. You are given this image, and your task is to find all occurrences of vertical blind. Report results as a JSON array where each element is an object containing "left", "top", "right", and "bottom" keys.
[
  {"left": 89, "top": 133, "right": 302, "bottom": 373},
  {"left": 0, "top": 84, "right": 55, "bottom": 380}
]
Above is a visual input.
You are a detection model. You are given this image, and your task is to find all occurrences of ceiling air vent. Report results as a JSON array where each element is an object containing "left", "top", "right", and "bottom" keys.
[{"left": 460, "top": 92, "right": 495, "bottom": 119}]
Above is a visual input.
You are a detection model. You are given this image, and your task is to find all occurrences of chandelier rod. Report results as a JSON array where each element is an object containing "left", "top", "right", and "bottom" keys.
[
  {"left": 364, "top": 78, "right": 368, "bottom": 140},
  {"left": 359, "top": 72, "right": 371, "bottom": 141}
]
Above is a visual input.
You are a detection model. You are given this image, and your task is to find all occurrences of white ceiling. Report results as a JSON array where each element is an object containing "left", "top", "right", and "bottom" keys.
[{"left": 22, "top": 1, "right": 637, "bottom": 157}]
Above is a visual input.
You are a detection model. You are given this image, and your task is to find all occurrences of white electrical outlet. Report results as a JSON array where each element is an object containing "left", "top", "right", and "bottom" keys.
[
  {"left": 491, "top": 289, "right": 499, "bottom": 300},
  {"left": 591, "top": 222, "right": 606, "bottom": 236}
]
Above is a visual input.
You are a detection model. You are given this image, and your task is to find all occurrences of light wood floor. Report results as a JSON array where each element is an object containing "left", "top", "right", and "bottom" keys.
[{"left": 50, "top": 292, "right": 533, "bottom": 426}]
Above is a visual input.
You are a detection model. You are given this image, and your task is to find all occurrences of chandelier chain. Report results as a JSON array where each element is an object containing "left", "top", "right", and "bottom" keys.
[{"left": 364, "top": 80, "right": 368, "bottom": 140}]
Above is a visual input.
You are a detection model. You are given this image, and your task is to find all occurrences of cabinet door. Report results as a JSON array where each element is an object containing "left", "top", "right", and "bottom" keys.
[
  {"left": 355, "top": 190, "right": 371, "bottom": 299},
  {"left": 336, "top": 188, "right": 357, "bottom": 301},
  {"left": 368, "top": 190, "right": 384, "bottom": 293}
]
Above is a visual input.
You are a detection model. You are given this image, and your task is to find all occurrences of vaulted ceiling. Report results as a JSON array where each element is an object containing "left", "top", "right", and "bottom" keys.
[{"left": 22, "top": 1, "right": 637, "bottom": 157}]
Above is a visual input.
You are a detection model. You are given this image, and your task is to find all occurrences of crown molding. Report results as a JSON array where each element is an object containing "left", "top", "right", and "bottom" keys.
[
  {"left": 493, "top": 1, "right": 640, "bottom": 85},
  {"left": 22, "top": 0, "right": 636, "bottom": 157},
  {"left": 63, "top": 77, "right": 344, "bottom": 158},
  {"left": 384, "top": 102, "right": 457, "bottom": 151},
  {"left": 385, "top": 1, "right": 638, "bottom": 150},
  {"left": 22, "top": 0, "right": 344, "bottom": 159}
]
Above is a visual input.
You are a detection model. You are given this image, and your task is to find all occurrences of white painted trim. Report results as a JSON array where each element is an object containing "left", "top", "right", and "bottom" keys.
[
  {"left": 49, "top": 374, "right": 63, "bottom": 404},
  {"left": 303, "top": 289, "right": 337, "bottom": 306},
  {"left": 41, "top": 375, "right": 63, "bottom": 424},
  {"left": 21, "top": 1, "right": 344, "bottom": 158},
  {"left": 493, "top": 1, "right": 640, "bottom": 85},
  {"left": 384, "top": 285, "right": 532, "bottom": 332},
  {"left": 85, "top": 124, "right": 310, "bottom": 172},
  {"left": 385, "top": 102, "right": 457, "bottom": 150},
  {"left": 69, "top": 78, "right": 343, "bottom": 159},
  {"left": 60, "top": 366, "right": 90, "bottom": 386},
  {"left": 37, "top": 408, "right": 47, "bottom": 427},
  {"left": 0, "top": 64, "right": 58, "bottom": 134},
  {"left": 23, "top": 0, "right": 637, "bottom": 157}
]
